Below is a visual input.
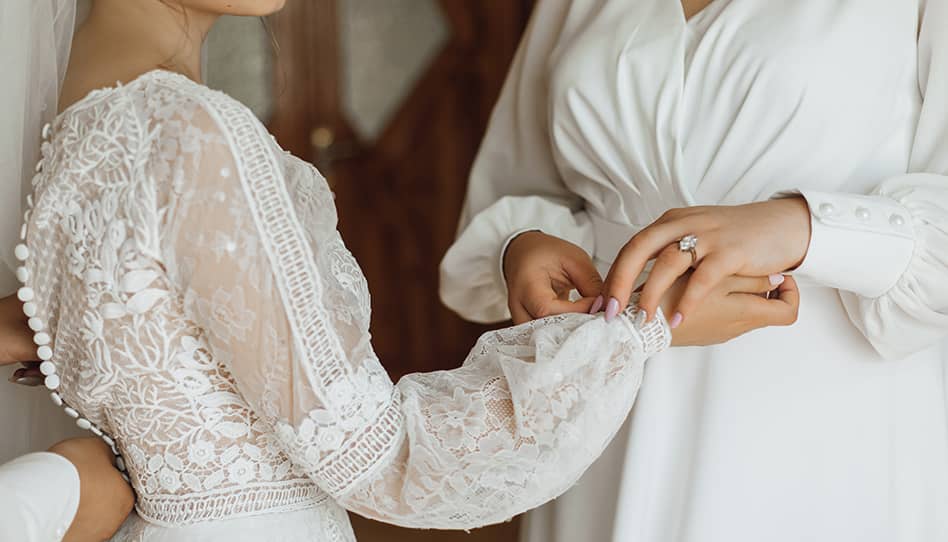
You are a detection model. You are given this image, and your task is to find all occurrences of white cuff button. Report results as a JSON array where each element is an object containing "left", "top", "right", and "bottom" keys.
[
  {"left": 817, "top": 202, "right": 835, "bottom": 217},
  {"left": 855, "top": 207, "right": 871, "bottom": 221},
  {"left": 889, "top": 214, "right": 905, "bottom": 227}
]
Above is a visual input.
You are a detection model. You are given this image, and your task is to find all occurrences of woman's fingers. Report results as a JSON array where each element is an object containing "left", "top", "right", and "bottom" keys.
[
  {"left": 671, "top": 254, "right": 738, "bottom": 323},
  {"left": 525, "top": 294, "right": 597, "bottom": 320},
  {"left": 509, "top": 300, "right": 532, "bottom": 325},
  {"left": 8, "top": 365, "right": 43, "bottom": 386},
  {"left": 638, "top": 244, "right": 693, "bottom": 321},
  {"left": 734, "top": 275, "right": 800, "bottom": 328},
  {"left": 770, "top": 275, "right": 801, "bottom": 325},
  {"left": 724, "top": 273, "right": 786, "bottom": 295},
  {"left": 603, "top": 216, "right": 703, "bottom": 321},
  {"left": 561, "top": 252, "right": 604, "bottom": 298}
]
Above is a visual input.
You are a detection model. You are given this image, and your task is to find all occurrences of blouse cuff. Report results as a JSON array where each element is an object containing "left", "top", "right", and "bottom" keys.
[
  {"left": 773, "top": 190, "right": 915, "bottom": 298},
  {"left": 0, "top": 452, "right": 80, "bottom": 542}
]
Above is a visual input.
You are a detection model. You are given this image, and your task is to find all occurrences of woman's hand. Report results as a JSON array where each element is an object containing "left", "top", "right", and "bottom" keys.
[
  {"left": 0, "top": 294, "right": 42, "bottom": 385},
  {"left": 503, "top": 231, "right": 603, "bottom": 324},
  {"left": 602, "top": 198, "right": 811, "bottom": 326},
  {"left": 49, "top": 438, "right": 135, "bottom": 542},
  {"left": 659, "top": 271, "right": 800, "bottom": 346}
]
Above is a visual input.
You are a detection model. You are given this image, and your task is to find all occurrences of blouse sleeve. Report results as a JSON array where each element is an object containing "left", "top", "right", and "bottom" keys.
[
  {"left": 776, "top": 0, "right": 948, "bottom": 359},
  {"left": 439, "top": 0, "right": 595, "bottom": 324},
  {"left": 161, "top": 97, "right": 671, "bottom": 529},
  {"left": 0, "top": 452, "right": 80, "bottom": 542}
]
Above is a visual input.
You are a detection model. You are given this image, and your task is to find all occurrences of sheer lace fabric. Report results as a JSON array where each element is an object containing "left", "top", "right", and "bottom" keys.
[{"left": 26, "top": 70, "right": 669, "bottom": 535}]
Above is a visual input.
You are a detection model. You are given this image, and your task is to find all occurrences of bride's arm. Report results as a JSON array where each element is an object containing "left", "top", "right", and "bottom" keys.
[{"left": 159, "top": 99, "right": 670, "bottom": 529}]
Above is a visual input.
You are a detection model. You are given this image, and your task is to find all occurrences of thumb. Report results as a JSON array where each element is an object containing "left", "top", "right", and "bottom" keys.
[{"left": 562, "top": 252, "right": 604, "bottom": 298}]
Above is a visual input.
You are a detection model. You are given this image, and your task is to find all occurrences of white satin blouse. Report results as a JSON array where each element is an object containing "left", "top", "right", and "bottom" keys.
[{"left": 441, "top": 1, "right": 948, "bottom": 540}]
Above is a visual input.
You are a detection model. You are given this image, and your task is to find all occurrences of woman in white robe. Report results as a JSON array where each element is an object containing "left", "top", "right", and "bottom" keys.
[{"left": 440, "top": 1, "right": 948, "bottom": 541}]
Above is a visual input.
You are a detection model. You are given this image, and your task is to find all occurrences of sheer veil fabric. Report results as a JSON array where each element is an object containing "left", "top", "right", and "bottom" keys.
[{"left": 0, "top": 0, "right": 80, "bottom": 461}]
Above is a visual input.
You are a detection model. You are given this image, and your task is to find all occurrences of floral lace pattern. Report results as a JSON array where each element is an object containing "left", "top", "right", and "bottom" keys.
[{"left": 26, "top": 70, "right": 669, "bottom": 537}]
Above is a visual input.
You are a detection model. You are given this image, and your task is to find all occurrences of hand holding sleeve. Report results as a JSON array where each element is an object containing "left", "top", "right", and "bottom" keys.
[{"left": 162, "top": 99, "right": 671, "bottom": 529}]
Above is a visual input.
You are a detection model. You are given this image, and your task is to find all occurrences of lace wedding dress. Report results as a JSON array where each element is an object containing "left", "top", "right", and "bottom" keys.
[{"left": 21, "top": 69, "right": 669, "bottom": 541}]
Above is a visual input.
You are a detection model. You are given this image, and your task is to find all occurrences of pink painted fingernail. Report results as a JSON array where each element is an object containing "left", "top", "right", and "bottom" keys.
[
  {"left": 589, "top": 295, "right": 604, "bottom": 314},
  {"left": 604, "top": 298, "right": 620, "bottom": 322},
  {"left": 769, "top": 273, "right": 785, "bottom": 286},
  {"left": 670, "top": 312, "right": 683, "bottom": 329}
]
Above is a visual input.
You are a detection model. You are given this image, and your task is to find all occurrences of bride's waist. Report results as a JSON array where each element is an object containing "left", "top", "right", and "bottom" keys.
[
  {"left": 134, "top": 479, "right": 332, "bottom": 527},
  {"left": 115, "top": 498, "right": 354, "bottom": 542}
]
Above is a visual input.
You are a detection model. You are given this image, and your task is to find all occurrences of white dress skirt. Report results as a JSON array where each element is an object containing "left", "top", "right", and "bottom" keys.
[{"left": 440, "top": 1, "right": 948, "bottom": 540}]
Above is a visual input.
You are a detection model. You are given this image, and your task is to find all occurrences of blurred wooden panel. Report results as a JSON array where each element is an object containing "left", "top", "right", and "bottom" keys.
[{"left": 268, "top": 2, "right": 536, "bottom": 542}]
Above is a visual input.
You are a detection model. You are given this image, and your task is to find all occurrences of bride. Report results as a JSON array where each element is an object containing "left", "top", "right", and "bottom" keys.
[{"left": 0, "top": 0, "right": 799, "bottom": 540}]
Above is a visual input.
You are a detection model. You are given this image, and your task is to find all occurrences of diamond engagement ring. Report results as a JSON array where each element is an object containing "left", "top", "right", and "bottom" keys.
[{"left": 678, "top": 234, "right": 698, "bottom": 265}]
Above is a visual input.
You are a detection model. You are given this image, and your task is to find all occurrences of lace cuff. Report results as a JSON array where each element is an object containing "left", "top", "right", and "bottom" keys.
[{"left": 622, "top": 306, "right": 671, "bottom": 357}]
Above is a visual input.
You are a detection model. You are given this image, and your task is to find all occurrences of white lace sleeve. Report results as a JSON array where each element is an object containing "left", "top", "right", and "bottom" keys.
[{"left": 161, "top": 95, "right": 670, "bottom": 529}]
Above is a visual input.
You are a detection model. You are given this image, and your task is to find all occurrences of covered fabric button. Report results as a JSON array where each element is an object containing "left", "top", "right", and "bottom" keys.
[
  {"left": 14, "top": 244, "right": 29, "bottom": 261},
  {"left": 17, "top": 287, "right": 34, "bottom": 302},
  {"left": 855, "top": 207, "right": 871, "bottom": 221},
  {"left": 50, "top": 392, "right": 63, "bottom": 406},
  {"left": 45, "top": 374, "right": 61, "bottom": 390},
  {"left": 34, "top": 332, "right": 51, "bottom": 346},
  {"left": 76, "top": 418, "right": 92, "bottom": 430},
  {"left": 22, "top": 302, "right": 37, "bottom": 317},
  {"left": 116, "top": 456, "right": 126, "bottom": 471},
  {"left": 42, "top": 123, "right": 52, "bottom": 139},
  {"left": 890, "top": 214, "right": 905, "bottom": 227},
  {"left": 28, "top": 317, "right": 44, "bottom": 331},
  {"left": 15, "top": 266, "right": 29, "bottom": 282},
  {"left": 39, "top": 361, "right": 56, "bottom": 375},
  {"left": 817, "top": 203, "right": 835, "bottom": 216},
  {"left": 37, "top": 345, "right": 53, "bottom": 360},
  {"left": 63, "top": 406, "right": 78, "bottom": 418}
]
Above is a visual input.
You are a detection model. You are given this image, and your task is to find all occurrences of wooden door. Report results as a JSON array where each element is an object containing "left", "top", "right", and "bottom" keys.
[{"left": 267, "top": 2, "right": 535, "bottom": 541}]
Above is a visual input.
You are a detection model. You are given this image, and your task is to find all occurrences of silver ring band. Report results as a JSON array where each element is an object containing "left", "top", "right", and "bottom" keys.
[{"left": 678, "top": 234, "right": 698, "bottom": 265}]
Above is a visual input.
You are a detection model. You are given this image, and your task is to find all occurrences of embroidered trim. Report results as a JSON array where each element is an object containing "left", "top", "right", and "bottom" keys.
[
  {"left": 189, "top": 80, "right": 404, "bottom": 495},
  {"left": 136, "top": 479, "right": 329, "bottom": 527}
]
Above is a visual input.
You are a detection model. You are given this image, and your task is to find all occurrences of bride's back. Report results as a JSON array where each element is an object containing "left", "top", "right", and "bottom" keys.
[{"left": 27, "top": 71, "right": 329, "bottom": 525}]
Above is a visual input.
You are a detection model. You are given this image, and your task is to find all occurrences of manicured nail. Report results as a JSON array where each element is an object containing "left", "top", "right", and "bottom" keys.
[
  {"left": 769, "top": 273, "right": 785, "bottom": 286},
  {"left": 604, "top": 297, "right": 620, "bottom": 322},
  {"left": 670, "top": 312, "right": 683, "bottom": 329},
  {"left": 589, "top": 295, "right": 604, "bottom": 314},
  {"left": 13, "top": 376, "right": 43, "bottom": 387}
]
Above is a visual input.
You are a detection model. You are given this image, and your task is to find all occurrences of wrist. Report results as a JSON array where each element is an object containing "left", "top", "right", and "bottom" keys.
[
  {"left": 502, "top": 229, "right": 545, "bottom": 282},
  {"left": 768, "top": 195, "right": 813, "bottom": 270}
]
